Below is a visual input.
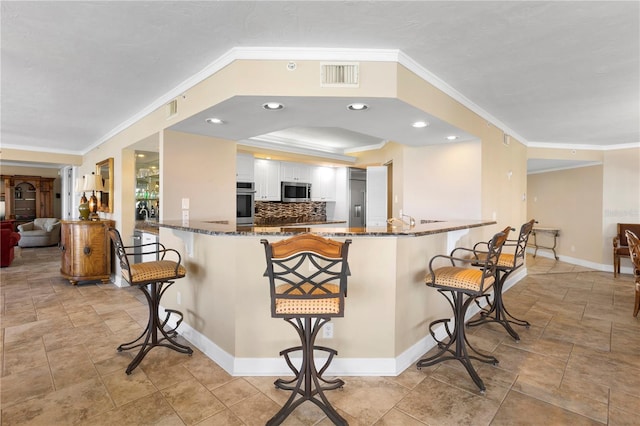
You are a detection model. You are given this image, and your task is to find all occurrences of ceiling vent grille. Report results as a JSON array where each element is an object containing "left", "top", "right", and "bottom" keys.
[
  {"left": 166, "top": 99, "right": 178, "bottom": 118},
  {"left": 321, "top": 62, "right": 359, "bottom": 87}
]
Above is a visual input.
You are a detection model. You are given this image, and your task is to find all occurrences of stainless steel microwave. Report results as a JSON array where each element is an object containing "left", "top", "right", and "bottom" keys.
[{"left": 281, "top": 181, "right": 311, "bottom": 202}]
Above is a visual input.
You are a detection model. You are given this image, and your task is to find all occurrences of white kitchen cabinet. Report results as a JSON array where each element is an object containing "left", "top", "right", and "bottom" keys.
[
  {"left": 280, "top": 162, "right": 310, "bottom": 182},
  {"left": 310, "top": 166, "right": 336, "bottom": 201},
  {"left": 254, "top": 159, "right": 281, "bottom": 201},
  {"left": 236, "top": 153, "right": 254, "bottom": 182}
]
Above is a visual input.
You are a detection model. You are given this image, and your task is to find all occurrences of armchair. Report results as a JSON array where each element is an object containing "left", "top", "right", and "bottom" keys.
[
  {"left": 613, "top": 223, "right": 640, "bottom": 277},
  {"left": 17, "top": 218, "right": 61, "bottom": 248},
  {"left": 1, "top": 221, "right": 21, "bottom": 267}
]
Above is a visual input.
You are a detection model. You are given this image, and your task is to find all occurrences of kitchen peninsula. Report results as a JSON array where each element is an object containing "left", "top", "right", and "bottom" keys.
[{"left": 150, "top": 219, "right": 501, "bottom": 377}]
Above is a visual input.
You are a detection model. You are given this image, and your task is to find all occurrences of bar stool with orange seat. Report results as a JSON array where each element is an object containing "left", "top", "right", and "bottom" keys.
[
  {"left": 417, "top": 229, "right": 508, "bottom": 393},
  {"left": 465, "top": 219, "right": 536, "bottom": 341},
  {"left": 108, "top": 227, "right": 193, "bottom": 375},
  {"left": 261, "top": 233, "right": 352, "bottom": 426}
]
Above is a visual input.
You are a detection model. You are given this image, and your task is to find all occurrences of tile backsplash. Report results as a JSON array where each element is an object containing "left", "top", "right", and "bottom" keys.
[{"left": 255, "top": 201, "right": 326, "bottom": 225}]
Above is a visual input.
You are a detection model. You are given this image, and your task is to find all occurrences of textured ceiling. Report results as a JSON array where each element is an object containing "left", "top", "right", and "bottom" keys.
[{"left": 1, "top": 1, "right": 638, "bottom": 160}]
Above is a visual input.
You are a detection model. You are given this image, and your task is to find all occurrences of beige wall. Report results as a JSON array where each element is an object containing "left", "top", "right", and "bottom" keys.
[
  {"left": 527, "top": 146, "right": 639, "bottom": 270},
  {"left": 1, "top": 59, "right": 528, "bottom": 244},
  {"left": 162, "top": 130, "right": 236, "bottom": 222},
  {"left": 0, "top": 149, "right": 81, "bottom": 166},
  {"left": 527, "top": 165, "right": 604, "bottom": 263},
  {"left": 602, "top": 147, "right": 640, "bottom": 268},
  {"left": 403, "top": 140, "right": 482, "bottom": 220},
  {"left": 159, "top": 225, "right": 489, "bottom": 364},
  {"left": 395, "top": 64, "right": 528, "bottom": 240}
]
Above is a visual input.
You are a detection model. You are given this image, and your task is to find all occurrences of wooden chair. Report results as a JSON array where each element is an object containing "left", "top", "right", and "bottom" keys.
[
  {"left": 624, "top": 230, "right": 640, "bottom": 317},
  {"left": 417, "top": 229, "right": 509, "bottom": 393},
  {"left": 466, "top": 220, "right": 536, "bottom": 341},
  {"left": 108, "top": 227, "right": 192, "bottom": 374},
  {"left": 261, "top": 233, "right": 351, "bottom": 426},
  {"left": 613, "top": 223, "right": 640, "bottom": 277}
]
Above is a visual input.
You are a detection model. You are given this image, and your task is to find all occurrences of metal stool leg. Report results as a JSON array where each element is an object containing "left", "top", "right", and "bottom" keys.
[
  {"left": 267, "top": 317, "right": 347, "bottom": 426},
  {"left": 417, "top": 290, "right": 498, "bottom": 393},
  {"left": 466, "top": 269, "right": 530, "bottom": 341},
  {"left": 118, "top": 280, "right": 193, "bottom": 374}
]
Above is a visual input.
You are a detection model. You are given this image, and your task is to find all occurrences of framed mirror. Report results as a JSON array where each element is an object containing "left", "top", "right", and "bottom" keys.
[{"left": 96, "top": 158, "right": 114, "bottom": 213}]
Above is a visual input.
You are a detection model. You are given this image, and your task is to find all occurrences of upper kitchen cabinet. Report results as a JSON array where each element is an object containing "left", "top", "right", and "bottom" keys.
[
  {"left": 254, "top": 159, "right": 280, "bottom": 201},
  {"left": 236, "top": 153, "right": 254, "bottom": 182},
  {"left": 280, "top": 162, "right": 310, "bottom": 183},
  {"left": 310, "top": 166, "right": 336, "bottom": 202}
]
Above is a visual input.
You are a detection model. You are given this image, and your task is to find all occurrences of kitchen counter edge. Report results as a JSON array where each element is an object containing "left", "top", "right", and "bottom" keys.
[{"left": 148, "top": 219, "right": 497, "bottom": 238}]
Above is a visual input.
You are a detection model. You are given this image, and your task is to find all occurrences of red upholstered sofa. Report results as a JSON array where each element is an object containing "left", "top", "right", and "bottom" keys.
[{"left": 1, "top": 221, "right": 21, "bottom": 267}]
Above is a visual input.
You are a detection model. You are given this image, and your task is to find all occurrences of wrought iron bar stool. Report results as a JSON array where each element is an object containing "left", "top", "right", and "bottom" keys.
[
  {"left": 465, "top": 219, "right": 535, "bottom": 341},
  {"left": 625, "top": 230, "right": 640, "bottom": 317},
  {"left": 417, "top": 229, "right": 509, "bottom": 393},
  {"left": 261, "top": 233, "right": 352, "bottom": 426},
  {"left": 108, "top": 228, "right": 192, "bottom": 374}
]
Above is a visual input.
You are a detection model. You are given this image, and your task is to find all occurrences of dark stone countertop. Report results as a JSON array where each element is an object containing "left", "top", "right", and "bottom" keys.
[{"left": 147, "top": 219, "right": 497, "bottom": 238}]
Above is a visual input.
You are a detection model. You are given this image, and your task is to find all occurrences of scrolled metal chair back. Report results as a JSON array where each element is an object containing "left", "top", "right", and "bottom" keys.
[
  {"left": 479, "top": 230, "right": 509, "bottom": 290},
  {"left": 108, "top": 227, "right": 131, "bottom": 276},
  {"left": 261, "top": 233, "right": 351, "bottom": 318}
]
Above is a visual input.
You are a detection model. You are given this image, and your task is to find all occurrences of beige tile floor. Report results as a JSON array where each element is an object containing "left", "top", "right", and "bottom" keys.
[{"left": 1, "top": 246, "right": 638, "bottom": 425}]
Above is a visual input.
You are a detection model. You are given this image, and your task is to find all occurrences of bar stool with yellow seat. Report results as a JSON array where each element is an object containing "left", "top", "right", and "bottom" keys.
[
  {"left": 261, "top": 233, "right": 352, "bottom": 426},
  {"left": 417, "top": 229, "right": 508, "bottom": 393},
  {"left": 108, "top": 228, "right": 192, "bottom": 375},
  {"left": 466, "top": 219, "right": 535, "bottom": 341}
]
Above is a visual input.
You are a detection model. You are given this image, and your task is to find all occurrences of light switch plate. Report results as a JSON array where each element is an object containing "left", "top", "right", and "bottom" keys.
[{"left": 181, "top": 198, "right": 189, "bottom": 209}]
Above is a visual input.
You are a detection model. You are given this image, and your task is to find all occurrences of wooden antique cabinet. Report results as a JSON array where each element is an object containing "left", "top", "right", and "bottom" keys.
[
  {"left": 60, "top": 220, "right": 115, "bottom": 284},
  {"left": 1, "top": 175, "right": 55, "bottom": 228}
]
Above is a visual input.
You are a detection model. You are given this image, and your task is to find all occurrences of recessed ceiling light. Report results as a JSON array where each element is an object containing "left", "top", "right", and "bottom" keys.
[
  {"left": 446, "top": 135, "right": 458, "bottom": 141},
  {"left": 137, "top": 154, "right": 145, "bottom": 157},
  {"left": 412, "top": 121, "right": 429, "bottom": 128},
  {"left": 262, "top": 102, "right": 284, "bottom": 110},
  {"left": 205, "top": 117, "right": 224, "bottom": 124},
  {"left": 347, "top": 103, "right": 369, "bottom": 111}
]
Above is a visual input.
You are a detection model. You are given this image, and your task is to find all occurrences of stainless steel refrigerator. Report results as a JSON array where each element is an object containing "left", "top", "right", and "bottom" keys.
[{"left": 348, "top": 168, "right": 366, "bottom": 227}]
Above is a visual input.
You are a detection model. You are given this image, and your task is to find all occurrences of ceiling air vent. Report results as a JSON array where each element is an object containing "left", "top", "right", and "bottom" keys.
[
  {"left": 321, "top": 62, "right": 359, "bottom": 87},
  {"left": 166, "top": 99, "right": 178, "bottom": 118}
]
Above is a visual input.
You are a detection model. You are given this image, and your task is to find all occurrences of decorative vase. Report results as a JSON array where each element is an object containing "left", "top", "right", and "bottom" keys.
[{"left": 78, "top": 202, "right": 90, "bottom": 220}]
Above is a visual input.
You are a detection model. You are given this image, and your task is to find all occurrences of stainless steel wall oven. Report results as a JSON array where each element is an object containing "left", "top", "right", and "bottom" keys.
[{"left": 236, "top": 182, "right": 255, "bottom": 225}]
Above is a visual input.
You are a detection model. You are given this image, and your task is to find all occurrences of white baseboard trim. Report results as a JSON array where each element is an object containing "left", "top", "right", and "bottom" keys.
[
  {"left": 158, "top": 269, "right": 528, "bottom": 377},
  {"left": 525, "top": 248, "right": 633, "bottom": 275}
]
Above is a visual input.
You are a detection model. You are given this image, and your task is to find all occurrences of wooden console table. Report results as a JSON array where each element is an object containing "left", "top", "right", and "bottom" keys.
[
  {"left": 60, "top": 220, "right": 114, "bottom": 284},
  {"left": 531, "top": 227, "right": 560, "bottom": 260}
]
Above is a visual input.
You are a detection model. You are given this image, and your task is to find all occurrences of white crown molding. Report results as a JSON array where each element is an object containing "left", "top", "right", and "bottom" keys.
[
  {"left": 1, "top": 143, "right": 83, "bottom": 156},
  {"left": 249, "top": 133, "right": 346, "bottom": 155},
  {"left": 343, "top": 140, "right": 388, "bottom": 154},
  {"left": 0, "top": 159, "right": 66, "bottom": 169},
  {"left": 78, "top": 47, "right": 639, "bottom": 156},
  {"left": 238, "top": 139, "right": 358, "bottom": 163},
  {"left": 527, "top": 161, "right": 603, "bottom": 175},
  {"left": 81, "top": 48, "right": 242, "bottom": 155},
  {"left": 395, "top": 51, "right": 531, "bottom": 146},
  {"left": 527, "top": 141, "right": 640, "bottom": 151},
  {"left": 230, "top": 46, "right": 402, "bottom": 62}
]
